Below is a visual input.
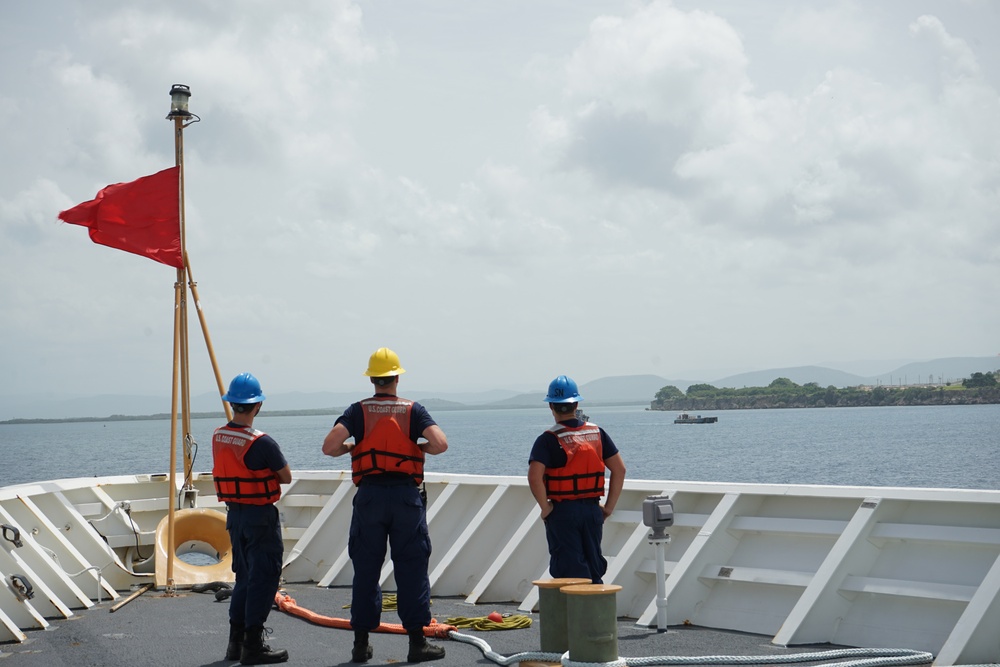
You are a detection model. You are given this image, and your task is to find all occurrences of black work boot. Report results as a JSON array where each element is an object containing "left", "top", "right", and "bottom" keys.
[
  {"left": 225, "top": 621, "right": 244, "bottom": 660},
  {"left": 407, "top": 628, "right": 445, "bottom": 663},
  {"left": 351, "top": 629, "right": 373, "bottom": 663},
  {"left": 240, "top": 625, "right": 289, "bottom": 665}
]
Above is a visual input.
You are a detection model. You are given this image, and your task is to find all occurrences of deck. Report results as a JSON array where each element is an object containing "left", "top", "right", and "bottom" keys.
[
  {"left": 3, "top": 582, "right": 924, "bottom": 667},
  {"left": 2, "top": 471, "right": 1000, "bottom": 665}
]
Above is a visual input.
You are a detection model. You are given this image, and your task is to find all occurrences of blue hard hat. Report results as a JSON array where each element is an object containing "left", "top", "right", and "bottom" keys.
[
  {"left": 544, "top": 375, "right": 582, "bottom": 403},
  {"left": 222, "top": 372, "right": 266, "bottom": 404}
]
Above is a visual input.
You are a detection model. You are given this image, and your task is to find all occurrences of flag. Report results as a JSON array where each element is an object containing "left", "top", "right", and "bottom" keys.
[{"left": 59, "top": 166, "right": 183, "bottom": 269}]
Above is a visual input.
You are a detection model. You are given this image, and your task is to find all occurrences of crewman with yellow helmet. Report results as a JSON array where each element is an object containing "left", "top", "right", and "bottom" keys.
[
  {"left": 321, "top": 348, "right": 448, "bottom": 663},
  {"left": 212, "top": 372, "right": 292, "bottom": 664},
  {"left": 528, "top": 375, "right": 627, "bottom": 584}
]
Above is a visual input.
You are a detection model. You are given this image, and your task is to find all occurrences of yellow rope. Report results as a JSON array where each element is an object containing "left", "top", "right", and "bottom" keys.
[
  {"left": 343, "top": 594, "right": 530, "bottom": 631},
  {"left": 444, "top": 614, "right": 533, "bottom": 631}
]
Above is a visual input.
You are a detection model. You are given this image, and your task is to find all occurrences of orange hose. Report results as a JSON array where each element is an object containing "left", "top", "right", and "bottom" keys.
[{"left": 274, "top": 592, "right": 457, "bottom": 639}]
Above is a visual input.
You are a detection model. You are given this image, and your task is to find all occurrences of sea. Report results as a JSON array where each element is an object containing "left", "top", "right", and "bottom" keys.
[{"left": 2, "top": 404, "right": 998, "bottom": 491}]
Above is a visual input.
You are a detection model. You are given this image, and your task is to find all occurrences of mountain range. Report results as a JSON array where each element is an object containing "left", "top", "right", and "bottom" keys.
[{"left": 3, "top": 356, "right": 997, "bottom": 421}]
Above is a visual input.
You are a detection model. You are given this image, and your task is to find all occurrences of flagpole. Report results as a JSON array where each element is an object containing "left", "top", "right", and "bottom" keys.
[
  {"left": 164, "top": 84, "right": 197, "bottom": 594},
  {"left": 166, "top": 85, "right": 199, "bottom": 508}
]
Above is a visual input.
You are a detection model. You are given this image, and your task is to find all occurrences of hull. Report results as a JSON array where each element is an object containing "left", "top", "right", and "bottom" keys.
[{"left": 2, "top": 470, "right": 999, "bottom": 665}]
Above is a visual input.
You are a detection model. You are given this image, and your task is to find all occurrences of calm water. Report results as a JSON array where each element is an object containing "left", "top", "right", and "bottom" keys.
[{"left": 2, "top": 404, "right": 998, "bottom": 490}]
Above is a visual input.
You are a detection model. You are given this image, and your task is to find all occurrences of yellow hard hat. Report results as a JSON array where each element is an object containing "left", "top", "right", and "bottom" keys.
[{"left": 364, "top": 347, "right": 406, "bottom": 377}]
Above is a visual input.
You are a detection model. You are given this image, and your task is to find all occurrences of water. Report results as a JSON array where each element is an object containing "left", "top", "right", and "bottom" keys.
[{"left": 2, "top": 404, "right": 998, "bottom": 490}]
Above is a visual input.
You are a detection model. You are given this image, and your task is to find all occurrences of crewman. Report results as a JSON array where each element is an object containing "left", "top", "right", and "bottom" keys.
[
  {"left": 528, "top": 375, "right": 626, "bottom": 584},
  {"left": 321, "top": 347, "right": 449, "bottom": 663},
  {"left": 213, "top": 372, "right": 292, "bottom": 665}
]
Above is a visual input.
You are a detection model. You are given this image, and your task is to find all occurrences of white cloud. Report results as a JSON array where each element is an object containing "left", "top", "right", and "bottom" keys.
[
  {"left": 0, "top": 0, "right": 997, "bottom": 411},
  {"left": 565, "top": 2, "right": 749, "bottom": 127},
  {"left": 773, "top": 2, "right": 875, "bottom": 54},
  {"left": 911, "top": 14, "right": 980, "bottom": 79}
]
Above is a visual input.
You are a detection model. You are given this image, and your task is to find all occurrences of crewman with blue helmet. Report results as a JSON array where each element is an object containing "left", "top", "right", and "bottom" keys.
[
  {"left": 321, "top": 348, "right": 449, "bottom": 663},
  {"left": 528, "top": 375, "right": 627, "bottom": 584},
  {"left": 212, "top": 372, "right": 292, "bottom": 665}
]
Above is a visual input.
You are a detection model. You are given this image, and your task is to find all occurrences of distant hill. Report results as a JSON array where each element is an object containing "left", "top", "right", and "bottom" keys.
[
  {"left": 712, "top": 366, "right": 867, "bottom": 389},
  {"left": 486, "top": 374, "right": 684, "bottom": 408},
  {"left": 867, "top": 357, "right": 1000, "bottom": 386},
  {"left": 703, "top": 357, "right": 999, "bottom": 392},
  {"left": 474, "top": 357, "right": 999, "bottom": 408},
  {"left": 579, "top": 374, "right": 699, "bottom": 402},
  {"left": 3, "top": 356, "right": 996, "bottom": 421}
]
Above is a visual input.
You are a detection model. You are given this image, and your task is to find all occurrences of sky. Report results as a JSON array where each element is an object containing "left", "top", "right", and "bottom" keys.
[{"left": 1, "top": 0, "right": 998, "bottom": 403}]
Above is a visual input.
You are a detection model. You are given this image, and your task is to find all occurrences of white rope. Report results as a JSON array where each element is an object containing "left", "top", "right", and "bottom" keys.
[
  {"left": 447, "top": 631, "right": 935, "bottom": 667},
  {"left": 447, "top": 630, "right": 559, "bottom": 665},
  {"left": 568, "top": 656, "right": 627, "bottom": 667},
  {"left": 618, "top": 648, "right": 935, "bottom": 667}
]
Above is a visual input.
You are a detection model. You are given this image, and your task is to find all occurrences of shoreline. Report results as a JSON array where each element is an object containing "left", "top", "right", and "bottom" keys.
[
  {"left": 0, "top": 401, "right": 654, "bottom": 425},
  {"left": 4, "top": 397, "right": 998, "bottom": 426}
]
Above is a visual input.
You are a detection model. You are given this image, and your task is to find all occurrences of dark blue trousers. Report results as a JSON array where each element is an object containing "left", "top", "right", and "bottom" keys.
[
  {"left": 348, "top": 482, "right": 432, "bottom": 632},
  {"left": 544, "top": 499, "right": 607, "bottom": 583},
  {"left": 227, "top": 503, "right": 283, "bottom": 628}
]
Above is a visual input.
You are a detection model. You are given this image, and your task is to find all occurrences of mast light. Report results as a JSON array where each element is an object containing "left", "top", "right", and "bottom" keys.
[{"left": 167, "top": 84, "right": 192, "bottom": 118}]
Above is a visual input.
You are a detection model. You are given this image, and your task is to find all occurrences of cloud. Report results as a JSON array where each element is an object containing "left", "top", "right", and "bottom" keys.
[
  {"left": 0, "top": 1, "right": 997, "bottom": 405},
  {"left": 773, "top": 2, "right": 876, "bottom": 54},
  {"left": 532, "top": 4, "right": 999, "bottom": 265}
]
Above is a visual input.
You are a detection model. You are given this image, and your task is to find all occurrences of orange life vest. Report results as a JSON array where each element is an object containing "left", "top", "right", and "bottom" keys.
[
  {"left": 351, "top": 397, "right": 425, "bottom": 486},
  {"left": 212, "top": 425, "right": 281, "bottom": 505},
  {"left": 544, "top": 422, "right": 606, "bottom": 501}
]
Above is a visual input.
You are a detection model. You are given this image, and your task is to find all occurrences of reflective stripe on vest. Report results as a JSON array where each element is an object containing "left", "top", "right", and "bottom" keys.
[
  {"left": 212, "top": 425, "right": 281, "bottom": 505},
  {"left": 544, "top": 422, "right": 606, "bottom": 500},
  {"left": 351, "top": 397, "right": 425, "bottom": 485}
]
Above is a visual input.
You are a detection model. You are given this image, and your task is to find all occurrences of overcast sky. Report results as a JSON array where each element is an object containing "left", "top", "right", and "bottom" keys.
[{"left": 2, "top": 0, "right": 998, "bottom": 402}]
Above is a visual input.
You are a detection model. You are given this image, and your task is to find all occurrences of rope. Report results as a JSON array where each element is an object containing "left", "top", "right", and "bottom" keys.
[
  {"left": 279, "top": 592, "right": 940, "bottom": 667},
  {"left": 445, "top": 614, "right": 533, "bottom": 631},
  {"left": 614, "top": 648, "right": 935, "bottom": 667},
  {"left": 445, "top": 632, "right": 936, "bottom": 667},
  {"left": 446, "top": 631, "right": 554, "bottom": 665}
]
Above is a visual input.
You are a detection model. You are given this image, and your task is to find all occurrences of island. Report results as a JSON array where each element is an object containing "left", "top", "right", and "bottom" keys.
[{"left": 650, "top": 373, "right": 1000, "bottom": 411}]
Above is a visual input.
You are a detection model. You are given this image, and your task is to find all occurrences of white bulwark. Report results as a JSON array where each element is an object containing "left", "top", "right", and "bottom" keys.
[{"left": 2, "top": 471, "right": 1000, "bottom": 665}]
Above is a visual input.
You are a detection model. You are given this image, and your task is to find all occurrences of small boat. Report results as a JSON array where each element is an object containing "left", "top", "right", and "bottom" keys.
[
  {"left": 675, "top": 413, "right": 718, "bottom": 424},
  {"left": 575, "top": 409, "right": 589, "bottom": 422}
]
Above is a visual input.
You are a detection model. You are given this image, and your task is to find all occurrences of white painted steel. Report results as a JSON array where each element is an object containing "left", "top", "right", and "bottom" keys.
[{"left": 2, "top": 471, "right": 1000, "bottom": 665}]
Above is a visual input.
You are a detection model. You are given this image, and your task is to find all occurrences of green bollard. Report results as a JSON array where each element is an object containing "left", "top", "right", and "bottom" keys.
[
  {"left": 562, "top": 583, "right": 622, "bottom": 664},
  {"left": 532, "top": 578, "right": 590, "bottom": 654}
]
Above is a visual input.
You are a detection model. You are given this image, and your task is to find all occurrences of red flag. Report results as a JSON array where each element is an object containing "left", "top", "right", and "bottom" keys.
[{"left": 59, "top": 166, "right": 183, "bottom": 269}]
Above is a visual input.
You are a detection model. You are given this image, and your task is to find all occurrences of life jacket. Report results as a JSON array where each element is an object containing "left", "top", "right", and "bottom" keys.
[
  {"left": 351, "top": 396, "right": 425, "bottom": 486},
  {"left": 544, "top": 422, "right": 606, "bottom": 501},
  {"left": 212, "top": 425, "right": 281, "bottom": 505}
]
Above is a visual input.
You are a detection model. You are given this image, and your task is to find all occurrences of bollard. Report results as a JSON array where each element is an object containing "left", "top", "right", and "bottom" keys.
[
  {"left": 561, "top": 583, "right": 622, "bottom": 664},
  {"left": 531, "top": 578, "right": 590, "bottom": 654}
]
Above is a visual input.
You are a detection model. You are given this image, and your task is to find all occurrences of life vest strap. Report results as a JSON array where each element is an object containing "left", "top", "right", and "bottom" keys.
[
  {"left": 214, "top": 474, "right": 280, "bottom": 500},
  {"left": 352, "top": 447, "right": 424, "bottom": 482},
  {"left": 545, "top": 470, "right": 604, "bottom": 498}
]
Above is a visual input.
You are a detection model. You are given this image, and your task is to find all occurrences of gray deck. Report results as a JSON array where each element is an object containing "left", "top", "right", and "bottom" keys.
[{"left": 0, "top": 583, "right": 930, "bottom": 667}]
